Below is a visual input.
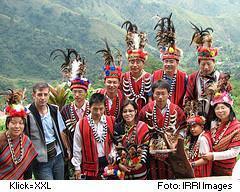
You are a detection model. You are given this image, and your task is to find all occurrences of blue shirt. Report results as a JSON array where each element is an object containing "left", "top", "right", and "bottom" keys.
[{"left": 41, "top": 106, "right": 66, "bottom": 154}]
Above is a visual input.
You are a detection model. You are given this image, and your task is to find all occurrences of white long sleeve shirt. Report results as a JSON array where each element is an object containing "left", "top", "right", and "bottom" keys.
[
  {"left": 198, "top": 132, "right": 210, "bottom": 156},
  {"left": 232, "top": 160, "right": 240, "bottom": 179},
  {"left": 213, "top": 146, "right": 240, "bottom": 161},
  {"left": 210, "top": 121, "right": 240, "bottom": 160}
]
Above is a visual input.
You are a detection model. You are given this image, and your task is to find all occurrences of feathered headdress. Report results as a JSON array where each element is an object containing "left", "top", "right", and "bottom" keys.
[
  {"left": 0, "top": 89, "right": 28, "bottom": 118},
  {"left": 50, "top": 48, "right": 73, "bottom": 80},
  {"left": 50, "top": 48, "right": 90, "bottom": 90},
  {"left": 189, "top": 22, "right": 218, "bottom": 62},
  {"left": 0, "top": 89, "right": 26, "bottom": 105},
  {"left": 154, "top": 13, "right": 181, "bottom": 61},
  {"left": 96, "top": 39, "right": 122, "bottom": 79},
  {"left": 122, "top": 21, "right": 148, "bottom": 61}
]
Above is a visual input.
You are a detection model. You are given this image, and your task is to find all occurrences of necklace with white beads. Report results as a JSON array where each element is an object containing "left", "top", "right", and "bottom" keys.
[
  {"left": 163, "top": 72, "right": 177, "bottom": 100},
  {"left": 87, "top": 115, "right": 108, "bottom": 143},
  {"left": 153, "top": 100, "right": 170, "bottom": 131},
  {"left": 211, "top": 121, "right": 230, "bottom": 145},
  {"left": 105, "top": 96, "right": 120, "bottom": 118},
  {"left": 6, "top": 132, "right": 24, "bottom": 165}
]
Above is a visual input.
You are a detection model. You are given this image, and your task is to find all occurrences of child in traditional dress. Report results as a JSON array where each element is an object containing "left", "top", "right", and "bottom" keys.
[{"left": 186, "top": 115, "right": 212, "bottom": 177}]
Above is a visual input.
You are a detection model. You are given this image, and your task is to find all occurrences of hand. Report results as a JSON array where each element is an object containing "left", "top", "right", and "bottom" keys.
[
  {"left": 132, "top": 163, "right": 143, "bottom": 171},
  {"left": 67, "top": 149, "right": 72, "bottom": 160},
  {"left": 118, "top": 163, "right": 131, "bottom": 172},
  {"left": 202, "top": 152, "right": 213, "bottom": 161},
  {"left": 74, "top": 170, "right": 81, "bottom": 180}
]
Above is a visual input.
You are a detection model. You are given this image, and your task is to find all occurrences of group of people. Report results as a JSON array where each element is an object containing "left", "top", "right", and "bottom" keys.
[{"left": 0, "top": 16, "right": 240, "bottom": 180}]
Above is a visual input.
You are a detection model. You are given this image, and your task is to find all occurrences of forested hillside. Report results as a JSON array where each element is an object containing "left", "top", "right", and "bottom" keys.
[{"left": 0, "top": 0, "right": 239, "bottom": 88}]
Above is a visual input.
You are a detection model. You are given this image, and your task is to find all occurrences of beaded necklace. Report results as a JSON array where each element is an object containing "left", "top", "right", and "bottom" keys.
[
  {"left": 124, "top": 124, "right": 137, "bottom": 146},
  {"left": 187, "top": 134, "right": 203, "bottom": 160},
  {"left": 211, "top": 121, "right": 231, "bottom": 145},
  {"left": 153, "top": 100, "right": 170, "bottom": 131},
  {"left": 67, "top": 102, "right": 89, "bottom": 132},
  {"left": 128, "top": 77, "right": 145, "bottom": 100},
  {"left": 163, "top": 72, "right": 177, "bottom": 100},
  {"left": 6, "top": 132, "right": 24, "bottom": 165},
  {"left": 105, "top": 95, "right": 120, "bottom": 118},
  {"left": 199, "top": 77, "right": 206, "bottom": 96},
  {"left": 122, "top": 73, "right": 151, "bottom": 104},
  {"left": 87, "top": 115, "right": 108, "bottom": 143}
]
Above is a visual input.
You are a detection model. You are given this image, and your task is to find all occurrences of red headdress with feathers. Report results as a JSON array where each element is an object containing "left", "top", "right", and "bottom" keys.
[
  {"left": 189, "top": 22, "right": 218, "bottom": 62},
  {"left": 96, "top": 39, "right": 122, "bottom": 79}
]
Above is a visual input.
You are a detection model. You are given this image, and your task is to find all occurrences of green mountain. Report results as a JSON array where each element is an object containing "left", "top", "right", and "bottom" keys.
[{"left": 0, "top": 0, "right": 240, "bottom": 90}]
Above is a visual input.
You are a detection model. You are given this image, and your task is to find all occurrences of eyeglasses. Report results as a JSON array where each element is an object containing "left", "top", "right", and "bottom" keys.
[{"left": 122, "top": 109, "right": 135, "bottom": 114}]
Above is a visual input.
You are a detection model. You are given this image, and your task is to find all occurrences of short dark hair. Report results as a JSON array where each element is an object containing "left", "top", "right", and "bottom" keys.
[
  {"left": 32, "top": 82, "right": 49, "bottom": 93},
  {"left": 89, "top": 93, "right": 105, "bottom": 107},
  {"left": 5, "top": 116, "right": 26, "bottom": 130},
  {"left": 152, "top": 79, "right": 170, "bottom": 93}
]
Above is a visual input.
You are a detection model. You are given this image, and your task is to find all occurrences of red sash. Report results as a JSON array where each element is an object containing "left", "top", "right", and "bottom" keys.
[
  {"left": 121, "top": 121, "right": 149, "bottom": 180},
  {"left": 139, "top": 101, "right": 186, "bottom": 130},
  {"left": 139, "top": 101, "right": 187, "bottom": 179},
  {"left": 185, "top": 71, "right": 199, "bottom": 102},
  {"left": 122, "top": 121, "right": 149, "bottom": 146}
]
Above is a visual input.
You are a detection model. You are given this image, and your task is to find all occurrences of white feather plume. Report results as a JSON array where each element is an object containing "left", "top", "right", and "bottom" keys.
[
  {"left": 133, "top": 33, "right": 140, "bottom": 50},
  {"left": 70, "top": 59, "right": 81, "bottom": 80}
]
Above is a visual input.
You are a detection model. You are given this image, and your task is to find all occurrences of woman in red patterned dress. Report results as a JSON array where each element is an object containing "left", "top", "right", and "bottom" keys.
[
  {"left": 202, "top": 92, "right": 240, "bottom": 176},
  {"left": 0, "top": 104, "right": 37, "bottom": 179}
]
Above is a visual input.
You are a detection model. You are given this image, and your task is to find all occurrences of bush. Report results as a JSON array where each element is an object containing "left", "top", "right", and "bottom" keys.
[{"left": 0, "top": 116, "right": 6, "bottom": 132}]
